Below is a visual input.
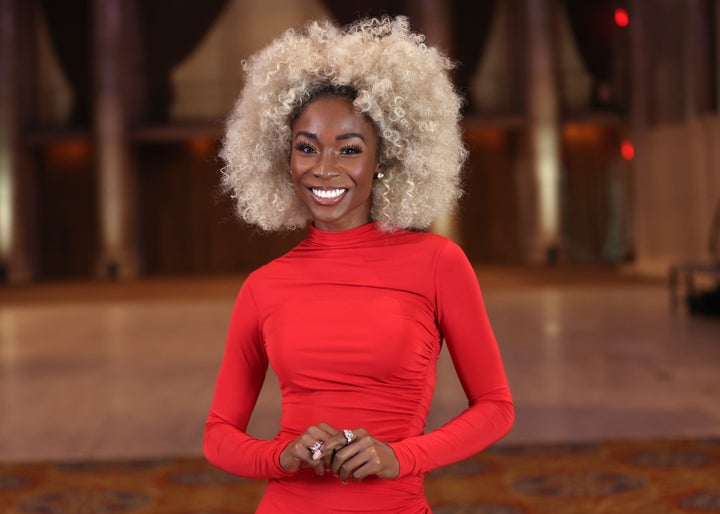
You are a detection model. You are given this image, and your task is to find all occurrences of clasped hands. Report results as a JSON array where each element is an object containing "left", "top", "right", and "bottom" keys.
[{"left": 279, "top": 422, "right": 400, "bottom": 483}]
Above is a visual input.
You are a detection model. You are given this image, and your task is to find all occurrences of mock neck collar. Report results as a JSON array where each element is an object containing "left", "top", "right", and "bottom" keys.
[{"left": 306, "top": 222, "right": 387, "bottom": 247}]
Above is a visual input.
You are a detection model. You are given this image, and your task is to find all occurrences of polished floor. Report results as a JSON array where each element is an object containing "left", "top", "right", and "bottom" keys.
[{"left": 1, "top": 266, "right": 719, "bottom": 463}]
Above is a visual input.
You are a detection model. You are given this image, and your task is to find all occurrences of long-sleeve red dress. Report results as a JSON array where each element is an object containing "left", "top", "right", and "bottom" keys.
[{"left": 204, "top": 222, "right": 514, "bottom": 513}]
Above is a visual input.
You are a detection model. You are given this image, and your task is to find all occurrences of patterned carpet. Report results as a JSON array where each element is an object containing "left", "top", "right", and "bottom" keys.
[{"left": 1, "top": 438, "right": 719, "bottom": 514}]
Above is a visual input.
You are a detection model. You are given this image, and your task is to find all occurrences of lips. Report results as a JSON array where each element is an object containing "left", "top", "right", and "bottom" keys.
[{"left": 309, "top": 187, "right": 348, "bottom": 205}]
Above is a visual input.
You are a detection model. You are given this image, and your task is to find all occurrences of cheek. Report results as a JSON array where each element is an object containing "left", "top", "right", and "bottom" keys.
[
  {"left": 289, "top": 156, "right": 304, "bottom": 179},
  {"left": 359, "top": 163, "right": 377, "bottom": 190}
]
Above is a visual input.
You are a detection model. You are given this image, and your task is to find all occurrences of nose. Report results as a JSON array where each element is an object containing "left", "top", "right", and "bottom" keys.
[{"left": 313, "top": 151, "right": 339, "bottom": 178}]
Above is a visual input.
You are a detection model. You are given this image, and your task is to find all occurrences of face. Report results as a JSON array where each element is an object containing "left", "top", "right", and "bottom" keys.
[{"left": 290, "top": 95, "right": 380, "bottom": 232}]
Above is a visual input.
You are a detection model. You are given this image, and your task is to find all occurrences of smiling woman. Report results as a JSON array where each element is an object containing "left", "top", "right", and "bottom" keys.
[
  {"left": 290, "top": 94, "right": 380, "bottom": 232},
  {"left": 219, "top": 17, "right": 467, "bottom": 232},
  {"left": 204, "top": 16, "right": 514, "bottom": 514}
]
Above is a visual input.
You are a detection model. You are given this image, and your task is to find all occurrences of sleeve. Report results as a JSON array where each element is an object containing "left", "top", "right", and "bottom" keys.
[
  {"left": 388, "top": 240, "right": 514, "bottom": 477},
  {"left": 203, "top": 277, "right": 293, "bottom": 479}
]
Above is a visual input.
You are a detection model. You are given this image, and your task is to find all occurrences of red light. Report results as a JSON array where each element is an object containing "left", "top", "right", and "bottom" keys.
[
  {"left": 620, "top": 140, "right": 634, "bottom": 160},
  {"left": 614, "top": 8, "right": 629, "bottom": 27}
]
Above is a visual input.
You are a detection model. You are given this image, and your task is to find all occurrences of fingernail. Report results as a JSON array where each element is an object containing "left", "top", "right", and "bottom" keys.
[{"left": 312, "top": 450, "right": 322, "bottom": 460}]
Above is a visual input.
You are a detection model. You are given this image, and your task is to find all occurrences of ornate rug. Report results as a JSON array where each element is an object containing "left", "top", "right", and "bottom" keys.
[{"left": 1, "top": 438, "right": 719, "bottom": 513}]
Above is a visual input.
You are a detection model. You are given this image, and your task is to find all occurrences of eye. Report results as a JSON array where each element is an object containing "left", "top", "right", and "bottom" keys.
[
  {"left": 294, "top": 142, "right": 316, "bottom": 154},
  {"left": 340, "top": 144, "right": 362, "bottom": 155}
]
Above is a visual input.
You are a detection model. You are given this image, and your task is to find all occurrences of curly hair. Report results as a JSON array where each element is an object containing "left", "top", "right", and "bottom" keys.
[{"left": 220, "top": 16, "right": 467, "bottom": 231}]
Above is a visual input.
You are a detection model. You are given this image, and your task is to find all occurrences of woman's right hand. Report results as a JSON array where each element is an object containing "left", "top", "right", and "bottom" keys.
[{"left": 279, "top": 422, "right": 346, "bottom": 475}]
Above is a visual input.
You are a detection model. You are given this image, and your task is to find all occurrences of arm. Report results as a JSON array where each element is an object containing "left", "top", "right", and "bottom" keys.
[
  {"left": 389, "top": 240, "right": 514, "bottom": 477},
  {"left": 203, "top": 278, "right": 293, "bottom": 479}
]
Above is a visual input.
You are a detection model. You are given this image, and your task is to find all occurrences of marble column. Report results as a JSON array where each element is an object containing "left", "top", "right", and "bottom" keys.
[
  {"left": 524, "top": 0, "right": 562, "bottom": 264},
  {"left": 0, "top": 0, "right": 35, "bottom": 284},
  {"left": 408, "top": 0, "right": 462, "bottom": 244},
  {"left": 93, "top": 0, "right": 140, "bottom": 279}
]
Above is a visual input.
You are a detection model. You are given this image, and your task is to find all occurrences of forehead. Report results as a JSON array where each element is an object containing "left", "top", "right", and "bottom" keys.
[{"left": 292, "top": 96, "right": 377, "bottom": 136}]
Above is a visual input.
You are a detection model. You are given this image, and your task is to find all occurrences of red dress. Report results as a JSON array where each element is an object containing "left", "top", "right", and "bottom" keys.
[{"left": 204, "top": 222, "right": 514, "bottom": 513}]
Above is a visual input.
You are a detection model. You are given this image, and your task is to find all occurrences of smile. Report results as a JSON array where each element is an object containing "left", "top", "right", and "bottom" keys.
[{"left": 311, "top": 187, "right": 348, "bottom": 199}]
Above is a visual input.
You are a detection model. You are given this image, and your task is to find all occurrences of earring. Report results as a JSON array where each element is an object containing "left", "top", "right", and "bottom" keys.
[{"left": 375, "top": 172, "right": 385, "bottom": 180}]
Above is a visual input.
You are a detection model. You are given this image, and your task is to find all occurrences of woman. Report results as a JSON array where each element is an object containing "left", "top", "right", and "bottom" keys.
[{"left": 204, "top": 16, "right": 514, "bottom": 513}]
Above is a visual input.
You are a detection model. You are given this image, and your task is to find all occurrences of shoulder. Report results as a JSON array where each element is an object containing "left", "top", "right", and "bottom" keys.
[
  {"left": 413, "top": 233, "right": 474, "bottom": 285},
  {"left": 387, "top": 230, "right": 472, "bottom": 281},
  {"left": 403, "top": 231, "right": 468, "bottom": 263},
  {"left": 390, "top": 229, "right": 449, "bottom": 251},
  {"left": 242, "top": 236, "right": 310, "bottom": 283},
  {"left": 244, "top": 257, "right": 290, "bottom": 286}
]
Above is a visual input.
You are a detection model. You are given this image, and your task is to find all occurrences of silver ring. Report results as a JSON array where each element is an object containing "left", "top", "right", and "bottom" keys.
[
  {"left": 343, "top": 429, "right": 355, "bottom": 445},
  {"left": 309, "top": 440, "right": 324, "bottom": 460}
]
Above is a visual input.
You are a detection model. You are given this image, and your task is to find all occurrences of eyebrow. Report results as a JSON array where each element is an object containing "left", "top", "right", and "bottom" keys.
[{"left": 295, "top": 131, "right": 366, "bottom": 143}]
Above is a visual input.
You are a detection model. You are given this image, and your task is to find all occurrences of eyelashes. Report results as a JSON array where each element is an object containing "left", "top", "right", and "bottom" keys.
[
  {"left": 293, "top": 142, "right": 363, "bottom": 155},
  {"left": 340, "top": 144, "right": 362, "bottom": 154},
  {"left": 294, "top": 142, "right": 316, "bottom": 154}
]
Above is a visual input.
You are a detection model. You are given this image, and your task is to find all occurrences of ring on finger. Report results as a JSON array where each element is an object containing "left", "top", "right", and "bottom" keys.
[
  {"left": 343, "top": 429, "right": 355, "bottom": 445},
  {"left": 308, "top": 440, "right": 324, "bottom": 460}
]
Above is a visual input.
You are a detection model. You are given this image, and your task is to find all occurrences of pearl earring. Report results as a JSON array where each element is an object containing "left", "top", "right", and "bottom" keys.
[{"left": 376, "top": 172, "right": 385, "bottom": 180}]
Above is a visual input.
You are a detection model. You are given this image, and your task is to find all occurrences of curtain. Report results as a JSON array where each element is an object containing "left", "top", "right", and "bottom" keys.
[
  {"left": 40, "top": 0, "right": 92, "bottom": 126},
  {"left": 561, "top": 0, "right": 617, "bottom": 108},
  {"left": 39, "top": 0, "right": 229, "bottom": 125},
  {"left": 452, "top": 1, "right": 498, "bottom": 113},
  {"left": 138, "top": 0, "right": 229, "bottom": 122}
]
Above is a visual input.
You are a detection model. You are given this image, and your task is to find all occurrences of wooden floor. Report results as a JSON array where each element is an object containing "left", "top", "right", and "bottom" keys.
[{"left": 1, "top": 266, "right": 719, "bottom": 463}]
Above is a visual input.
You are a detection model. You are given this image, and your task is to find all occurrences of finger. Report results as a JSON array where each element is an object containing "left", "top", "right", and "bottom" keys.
[
  {"left": 333, "top": 439, "right": 372, "bottom": 481},
  {"left": 317, "top": 422, "right": 341, "bottom": 435},
  {"left": 282, "top": 438, "right": 322, "bottom": 474},
  {"left": 313, "top": 461, "right": 326, "bottom": 475},
  {"left": 346, "top": 454, "right": 380, "bottom": 481},
  {"left": 334, "top": 431, "right": 398, "bottom": 482},
  {"left": 338, "top": 448, "right": 373, "bottom": 482},
  {"left": 349, "top": 428, "right": 368, "bottom": 440},
  {"left": 304, "top": 423, "right": 341, "bottom": 462},
  {"left": 327, "top": 429, "right": 355, "bottom": 458},
  {"left": 314, "top": 424, "right": 351, "bottom": 462},
  {"left": 329, "top": 442, "right": 356, "bottom": 476},
  {"left": 329, "top": 427, "right": 368, "bottom": 473},
  {"left": 333, "top": 427, "right": 364, "bottom": 455}
]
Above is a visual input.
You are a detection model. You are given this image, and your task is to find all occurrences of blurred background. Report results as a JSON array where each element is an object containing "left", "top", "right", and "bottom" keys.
[
  {"left": 2, "top": 0, "right": 717, "bottom": 283},
  {"left": 1, "top": 0, "right": 720, "bottom": 480}
]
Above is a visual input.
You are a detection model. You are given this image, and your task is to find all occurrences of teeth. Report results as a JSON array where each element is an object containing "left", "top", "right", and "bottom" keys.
[{"left": 312, "top": 188, "right": 346, "bottom": 199}]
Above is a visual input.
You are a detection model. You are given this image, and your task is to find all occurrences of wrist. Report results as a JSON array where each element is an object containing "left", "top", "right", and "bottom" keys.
[{"left": 277, "top": 441, "right": 297, "bottom": 474}]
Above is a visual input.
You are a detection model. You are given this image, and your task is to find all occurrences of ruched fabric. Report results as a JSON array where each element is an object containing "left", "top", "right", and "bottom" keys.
[{"left": 204, "top": 222, "right": 513, "bottom": 512}]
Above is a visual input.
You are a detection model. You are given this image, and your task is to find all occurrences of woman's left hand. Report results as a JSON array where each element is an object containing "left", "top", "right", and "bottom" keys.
[{"left": 329, "top": 428, "right": 400, "bottom": 482}]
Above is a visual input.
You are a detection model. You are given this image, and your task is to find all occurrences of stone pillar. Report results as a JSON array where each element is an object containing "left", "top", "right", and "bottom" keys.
[
  {"left": 683, "top": 0, "right": 714, "bottom": 118},
  {"left": 408, "top": 0, "right": 462, "bottom": 244},
  {"left": 0, "top": 0, "right": 35, "bottom": 284},
  {"left": 525, "top": 0, "right": 562, "bottom": 264},
  {"left": 93, "top": 0, "right": 140, "bottom": 279},
  {"left": 627, "top": 0, "right": 649, "bottom": 270},
  {"left": 628, "top": 0, "right": 648, "bottom": 130}
]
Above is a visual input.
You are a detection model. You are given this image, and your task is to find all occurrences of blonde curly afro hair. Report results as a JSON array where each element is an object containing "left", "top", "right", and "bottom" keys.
[{"left": 220, "top": 16, "right": 467, "bottom": 231}]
